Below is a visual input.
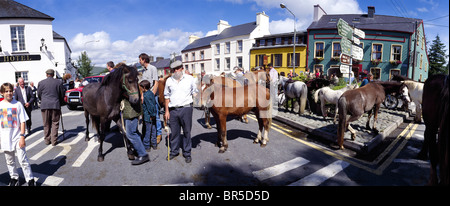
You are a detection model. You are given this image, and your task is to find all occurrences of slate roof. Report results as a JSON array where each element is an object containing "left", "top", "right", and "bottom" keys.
[
  {"left": 308, "top": 14, "right": 420, "bottom": 34},
  {"left": 182, "top": 21, "right": 257, "bottom": 52},
  {"left": 0, "top": 0, "right": 54, "bottom": 20}
]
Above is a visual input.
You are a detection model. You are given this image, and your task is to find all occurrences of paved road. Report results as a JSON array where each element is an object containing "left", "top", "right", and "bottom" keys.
[{"left": 0, "top": 106, "right": 430, "bottom": 186}]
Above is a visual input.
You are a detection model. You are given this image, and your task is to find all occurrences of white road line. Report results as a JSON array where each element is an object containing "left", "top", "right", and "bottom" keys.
[
  {"left": 393, "top": 158, "right": 429, "bottom": 164},
  {"left": 62, "top": 111, "right": 84, "bottom": 117},
  {"left": 252, "top": 157, "right": 310, "bottom": 181},
  {"left": 288, "top": 160, "right": 350, "bottom": 186},
  {"left": 30, "top": 144, "right": 53, "bottom": 160},
  {"left": 72, "top": 134, "right": 97, "bottom": 167},
  {"left": 50, "top": 133, "right": 85, "bottom": 165},
  {"left": 34, "top": 172, "right": 64, "bottom": 186}
]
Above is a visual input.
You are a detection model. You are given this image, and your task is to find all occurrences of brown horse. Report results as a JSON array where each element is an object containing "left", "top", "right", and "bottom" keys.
[
  {"left": 200, "top": 83, "right": 272, "bottom": 153},
  {"left": 420, "top": 74, "right": 449, "bottom": 185},
  {"left": 336, "top": 82, "right": 385, "bottom": 149}
]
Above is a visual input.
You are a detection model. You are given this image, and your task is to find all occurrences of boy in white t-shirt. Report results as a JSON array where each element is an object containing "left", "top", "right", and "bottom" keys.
[{"left": 0, "top": 83, "right": 35, "bottom": 186}]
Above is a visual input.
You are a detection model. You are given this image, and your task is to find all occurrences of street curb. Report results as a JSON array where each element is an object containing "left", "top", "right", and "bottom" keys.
[{"left": 273, "top": 111, "right": 409, "bottom": 154}]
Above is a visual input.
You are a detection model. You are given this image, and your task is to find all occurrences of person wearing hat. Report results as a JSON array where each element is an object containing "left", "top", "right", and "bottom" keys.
[
  {"left": 164, "top": 60, "right": 198, "bottom": 163},
  {"left": 360, "top": 72, "right": 373, "bottom": 87},
  {"left": 37, "top": 69, "right": 65, "bottom": 146}
]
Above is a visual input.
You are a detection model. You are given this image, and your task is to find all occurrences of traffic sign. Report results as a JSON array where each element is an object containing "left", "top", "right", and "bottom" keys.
[
  {"left": 337, "top": 19, "right": 353, "bottom": 40},
  {"left": 352, "top": 45, "right": 364, "bottom": 61},
  {"left": 340, "top": 64, "right": 351, "bottom": 73},
  {"left": 340, "top": 37, "right": 352, "bottom": 56},
  {"left": 354, "top": 28, "right": 365, "bottom": 39},
  {"left": 340, "top": 53, "right": 351, "bottom": 65}
]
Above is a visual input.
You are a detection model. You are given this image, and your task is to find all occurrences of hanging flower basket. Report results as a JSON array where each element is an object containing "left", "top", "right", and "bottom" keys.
[
  {"left": 314, "top": 57, "right": 324, "bottom": 63},
  {"left": 331, "top": 57, "right": 340, "bottom": 62},
  {"left": 371, "top": 59, "right": 381, "bottom": 65},
  {"left": 390, "top": 60, "right": 402, "bottom": 65}
]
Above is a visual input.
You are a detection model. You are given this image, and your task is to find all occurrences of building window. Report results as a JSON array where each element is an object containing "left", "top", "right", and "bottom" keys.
[
  {"left": 15, "top": 71, "right": 28, "bottom": 83},
  {"left": 288, "top": 53, "right": 300, "bottom": 67},
  {"left": 11, "top": 26, "right": 26, "bottom": 52},
  {"left": 391, "top": 45, "right": 402, "bottom": 61},
  {"left": 225, "top": 42, "right": 230, "bottom": 54},
  {"left": 314, "top": 65, "right": 324, "bottom": 76},
  {"left": 315, "top": 42, "right": 324, "bottom": 58},
  {"left": 420, "top": 54, "right": 423, "bottom": 70},
  {"left": 200, "top": 63, "right": 205, "bottom": 73},
  {"left": 216, "top": 44, "right": 220, "bottom": 55},
  {"left": 236, "top": 56, "right": 242, "bottom": 68},
  {"left": 267, "top": 39, "right": 273, "bottom": 46},
  {"left": 390, "top": 69, "right": 401, "bottom": 80},
  {"left": 192, "top": 52, "right": 196, "bottom": 61},
  {"left": 260, "top": 39, "right": 265, "bottom": 46},
  {"left": 370, "top": 67, "right": 381, "bottom": 80},
  {"left": 237, "top": 40, "right": 243, "bottom": 53},
  {"left": 256, "top": 54, "right": 265, "bottom": 67},
  {"left": 200, "top": 51, "right": 204, "bottom": 60},
  {"left": 185, "top": 54, "right": 189, "bottom": 62},
  {"left": 225, "top": 58, "right": 230, "bottom": 71},
  {"left": 371, "top": 44, "right": 383, "bottom": 61},
  {"left": 332, "top": 42, "right": 341, "bottom": 58},
  {"left": 215, "top": 58, "right": 220, "bottom": 71},
  {"left": 273, "top": 54, "right": 282, "bottom": 67},
  {"left": 276, "top": 38, "right": 282, "bottom": 45}
]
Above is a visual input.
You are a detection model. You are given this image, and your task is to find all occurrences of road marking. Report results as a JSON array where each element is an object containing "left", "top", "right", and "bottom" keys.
[
  {"left": 72, "top": 134, "right": 97, "bottom": 167},
  {"left": 288, "top": 160, "right": 350, "bottom": 186},
  {"left": 34, "top": 172, "right": 64, "bottom": 186},
  {"left": 393, "top": 158, "right": 429, "bottom": 165},
  {"left": 50, "top": 133, "right": 85, "bottom": 165},
  {"left": 62, "top": 111, "right": 84, "bottom": 117},
  {"left": 252, "top": 157, "right": 310, "bottom": 181}
]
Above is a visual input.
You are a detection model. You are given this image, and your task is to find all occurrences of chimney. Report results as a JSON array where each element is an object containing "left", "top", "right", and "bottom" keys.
[
  {"left": 217, "top": 20, "right": 231, "bottom": 34},
  {"left": 156, "top": 57, "right": 164, "bottom": 62},
  {"left": 256, "top": 11, "right": 270, "bottom": 35},
  {"left": 368, "top": 6, "right": 375, "bottom": 18},
  {"left": 189, "top": 35, "right": 200, "bottom": 44},
  {"left": 313, "top": 4, "right": 327, "bottom": 22}
]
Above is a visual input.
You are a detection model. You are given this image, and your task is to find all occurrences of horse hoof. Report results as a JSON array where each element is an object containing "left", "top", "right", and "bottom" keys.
[
  {"left": 85, "top": 137, "right": 90, "bottom": 142},
  {"left": 261, "top": 144, "right": 267, "bottom": 148},
  {"left": 97, "top": 156, "right": 104, "bottom": 162},
  {"left": 340, "top": 146, "right": 345, "bottom": 150},
  {"left": 253, "top": 140, "right": 259, "bottom": 144},
  {"left": 218, "top": 149, "right": 226, "bottom": 154},
  {"left": 128, "top": 154, "right": 135, "bottom": 160}
]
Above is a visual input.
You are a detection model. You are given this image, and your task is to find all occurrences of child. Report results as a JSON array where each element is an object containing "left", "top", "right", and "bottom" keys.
[
  {"left": 140, "top": 80, "right": 158, "bottom": 152},
  {"left": 0, "top": 83, "right": 35, "bottom": 186}
]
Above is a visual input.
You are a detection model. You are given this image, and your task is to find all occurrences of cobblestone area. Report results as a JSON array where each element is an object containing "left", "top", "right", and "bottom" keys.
[{"left": 273, "top": 103, "right": 411, "bottom": 153}]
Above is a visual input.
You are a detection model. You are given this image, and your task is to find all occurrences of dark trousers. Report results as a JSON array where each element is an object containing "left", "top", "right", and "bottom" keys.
[
  {"left": 169, "top": 106, "right": 193, "bottom": 157},
  {"left": 41, "top": 109, "right": 61, "bottom": 144},
  {"left": 24, "top": 106, "right": 32, "bottom": 131}
]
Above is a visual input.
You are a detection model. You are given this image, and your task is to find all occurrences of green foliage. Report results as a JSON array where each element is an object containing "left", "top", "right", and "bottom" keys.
[
  {"left": 428, "top": 35, "right": 448, "bottom": 75},
  {"left": 77, "top": 51, "right": 94, "bottom": 78}
]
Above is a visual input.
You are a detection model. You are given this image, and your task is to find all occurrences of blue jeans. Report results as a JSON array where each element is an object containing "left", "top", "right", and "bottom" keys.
[
  {"left": 143, "top": 121, "right": 157, "bottom": 149},
  {"left": 125, "top": 118, "right": 147, "bottom": 157},
  {"left": 155, "top": 95, "right": 162, "bottom": 136}
]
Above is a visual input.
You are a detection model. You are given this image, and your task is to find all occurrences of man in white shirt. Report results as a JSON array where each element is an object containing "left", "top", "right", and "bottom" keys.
[
  {"left": 13, "top": 77, "right": 35, "bottom": 134},
  {"left": 268, "top": 63, "right": 279, "bottom": 114},
  {"left": 164, "top": 60, "right": 198, "bottom": 163}
]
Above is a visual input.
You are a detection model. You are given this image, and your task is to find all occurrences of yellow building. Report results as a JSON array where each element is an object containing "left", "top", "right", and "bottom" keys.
[{"left": 250, "top": 32, "right": 308, "bottom": 77}]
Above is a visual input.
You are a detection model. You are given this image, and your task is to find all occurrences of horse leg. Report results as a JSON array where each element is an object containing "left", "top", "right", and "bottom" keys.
[
  {"left": 218, "top": 115, "right": 228, "bottom": 153},
  {"left": 205, "top": 109, "right": 212, "bottom": 129},
  {"left": 333, "top": 105, "right": 338, "bottom": 124},
  {"left": 84, "top": 111, "right": 90, "bottom": 141},
  {"left": 366, "top": 108, "right": 374, "bottom": 130},
  {"left": 242, "top": 114, "right": 249, "bottom": 124},
  {"left": 261, "top": 117, "right": 271, "bottom": 147},
  {"left": 320, "top": 98, "right": 327, "bottom": 120},
  {"left": 414, "top": 101, "right": 422, "bottom": 123},
  {"left": 372, "top": 103, "right": 381, "bottom": 133},
  {"left": 347, "top": 114, "right": 362, "bottom": 142}
]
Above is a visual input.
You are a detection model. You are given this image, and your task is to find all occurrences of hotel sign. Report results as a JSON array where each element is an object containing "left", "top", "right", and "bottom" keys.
[{"left": 0, "top": 55, "right": 41, "bottom": 63}]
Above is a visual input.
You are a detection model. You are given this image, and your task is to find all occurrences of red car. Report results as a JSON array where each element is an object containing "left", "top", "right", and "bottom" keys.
[{"left": 64, "top": 75, "right": 104, "bottom": 110}]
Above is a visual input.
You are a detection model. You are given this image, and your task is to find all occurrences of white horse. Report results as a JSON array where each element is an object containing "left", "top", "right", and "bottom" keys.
[
  {"left": 402, "top": 80, "right": 424, "bottom": 122},
  {"left": 279, "top": 77, "right": 308, "bottom": 115},
  {"left": 314, "top": 84, "right": 359, "bottom": 123}
]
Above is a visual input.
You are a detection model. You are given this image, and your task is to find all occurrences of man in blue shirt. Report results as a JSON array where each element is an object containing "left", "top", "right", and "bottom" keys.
[{"left": 360, "top": 73, "right": 373, "bottom": 87}]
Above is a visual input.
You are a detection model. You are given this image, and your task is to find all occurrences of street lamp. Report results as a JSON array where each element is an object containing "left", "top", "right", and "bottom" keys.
[{"left": 280, "top": 3, "right": 297, "bottom": 75}]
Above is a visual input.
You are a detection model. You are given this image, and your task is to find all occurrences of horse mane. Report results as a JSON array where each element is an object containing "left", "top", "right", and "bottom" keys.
[{"left": 101, "top": 63, "right": 138, "bottom": 87}]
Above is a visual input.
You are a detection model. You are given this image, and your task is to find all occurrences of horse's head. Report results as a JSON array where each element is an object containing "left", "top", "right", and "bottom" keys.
[
  {"left": 119, "top": 63, "right": 140, "bottom": 105},
  {"left": 199, "top": 84, "right": 215, "bottom": 109}
]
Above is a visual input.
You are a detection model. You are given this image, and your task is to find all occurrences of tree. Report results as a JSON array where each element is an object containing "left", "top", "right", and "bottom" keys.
[
  {"left": 428, "top": 34, "right": 448, "bottom": 75},
  {"left": 77, "top": 51, "right": 94, "bottom": 78}
]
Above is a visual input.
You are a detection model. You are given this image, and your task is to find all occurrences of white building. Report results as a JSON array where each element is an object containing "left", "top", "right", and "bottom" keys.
[
  {"left": 182, "top": 12, "right": 270, "bottom": 76},
  {"left": 0, "top": 0, "right": 76, "bottom": 86}
]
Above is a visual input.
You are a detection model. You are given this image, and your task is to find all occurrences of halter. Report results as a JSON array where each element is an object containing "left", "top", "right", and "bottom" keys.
[{"left": 122, "top": 76, "right": 139, "bottom": 96}]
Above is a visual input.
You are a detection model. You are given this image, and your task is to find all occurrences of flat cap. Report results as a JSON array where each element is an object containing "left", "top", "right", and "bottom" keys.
[
  {"left": 46, "top": 69, "right": 55, "bottom": 74},
  {"left": 170, "top": 60, "right": 183, "bottom": 70}
]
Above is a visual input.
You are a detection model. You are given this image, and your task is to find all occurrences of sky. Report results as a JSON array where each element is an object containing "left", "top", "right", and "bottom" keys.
[{"left": 15, "top": 0, "right": 450, "bottom": 67}]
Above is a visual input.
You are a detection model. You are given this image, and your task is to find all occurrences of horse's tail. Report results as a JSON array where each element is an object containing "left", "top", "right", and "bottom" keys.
[
  {"left": 299, "top": 83, "right": 308, "bottom": 114},
  {"left": 91, "top": 115, "right": 100, "bottom": 134},
  {"left": 314, "top": 88, "right": 322, "bottom": 103},
  {"left": 337, "top": 96, "right": 348, "bottom": 149}
]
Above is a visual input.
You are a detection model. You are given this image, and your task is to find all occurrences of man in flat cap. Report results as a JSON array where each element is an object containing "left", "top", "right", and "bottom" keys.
[
  {"left": 164, "top": 60, "right": 198, "bottom": 163},
  {"left": 37, "top": 69, "right": 65, "bottom": 146}
]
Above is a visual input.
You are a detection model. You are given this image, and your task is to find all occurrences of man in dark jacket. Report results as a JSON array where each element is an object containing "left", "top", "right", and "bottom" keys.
[
  {"left": 37, "top": 69, "right": 65, "bottom": 146},
  {"left": 14, "top": 77, "right": 35, "bottom": 134}
]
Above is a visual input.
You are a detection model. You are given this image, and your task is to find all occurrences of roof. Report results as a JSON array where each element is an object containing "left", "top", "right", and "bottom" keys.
[
  {"left": 308, "top": 14, "right": 420, "bottom": 34},
  {"left": 150, "top": 56, "right": 182, "bottom": 69},
  {"left": 182, "top": 21, "right": 258, "bottom": 52},
  {"left": 0, "top": 0, "right": 54, "bottom": 20}
]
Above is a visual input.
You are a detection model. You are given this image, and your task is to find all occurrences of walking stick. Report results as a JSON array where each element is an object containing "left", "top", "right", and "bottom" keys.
[
  {"left": 60, "top": 111, "right": 65, "bottom": 140},
  {"left": 165, "top": 124, "right": 171, "bottom": 161}
]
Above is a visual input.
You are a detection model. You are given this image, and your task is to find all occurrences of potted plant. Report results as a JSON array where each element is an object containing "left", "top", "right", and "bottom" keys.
[
  {"left": 390, "top": 60, "right": 402, "bottom": 65},
  {"left": 314, "top": 57, "right": 324, "bottom": 63},
  {"left": 371, "top": 59, "right": 381, "bottom": 65}
]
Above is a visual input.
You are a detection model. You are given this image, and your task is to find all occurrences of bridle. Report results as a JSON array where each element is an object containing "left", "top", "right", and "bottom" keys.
[{"left": 122, "top": 75, "right": 139, "bottom": 96}]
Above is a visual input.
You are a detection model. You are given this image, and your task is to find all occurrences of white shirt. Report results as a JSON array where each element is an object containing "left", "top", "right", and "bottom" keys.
[
  {"left": 164, "top": 74, "right": 198, "bottom": 108},
  {"left": 0, "top": 99, "right": 29, "bottom": 151},
  {"left": 269, "top": 67, "right": 278, "bottom": 83},
  {"left": 20, "top": 87, "right": 27, "bottom": 103}
]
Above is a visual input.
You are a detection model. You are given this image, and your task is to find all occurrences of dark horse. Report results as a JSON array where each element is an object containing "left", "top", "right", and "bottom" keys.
[
  {"left": 337, "top": 83, "right": 385, "bottom": 149},
  {"left": 420, "top": 74, "right": 449, "bottom": 185},
  {"left": 83, "top": 63, "right": 141, "bottom": 162},
  {"left": 200, "top": 83, "right": 272, "bottom": 153}
]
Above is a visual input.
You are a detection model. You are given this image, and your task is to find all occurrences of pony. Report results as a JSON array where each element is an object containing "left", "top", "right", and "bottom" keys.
[
  {"left": 419, "top": 74, "right": 449, "bottom": 185},
  {"left": 401, "top": 80, "right": 423, "bottom": 122},
  {"left": 278, "top": 76, "right": 308, "bottom": 115},
  {"left": 82, "top": 63, "right": 141, "bottom": 162},
  {"left": 377, "top": 81, "right": 411, "bottom": 112},
  {"left": 200, "top": 83, "right": 272, "bottom": 153},
  {"left": 314, "top": 84, "right": 359, "bottom": 123},
  {"left": 305, "top": 78, "right": 332, "bottom": 115},
  {"left": 336, "top": 82, "right": 385, "bottom": 149}
]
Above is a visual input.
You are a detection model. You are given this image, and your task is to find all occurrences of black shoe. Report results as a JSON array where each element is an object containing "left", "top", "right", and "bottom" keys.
[
  {"left": 9, "top": 178, "right": 19, "bottom": 186},
  {"left": 167, "top": 153, "right": 179, "bottom": 161},
  {"left": 28, "top": 179, "right": 35, "bottom": 186},
  {"left": 131, "top": 154, "right": 150, "bottom": 165},
  {"left": 185, "top": 156, "right": 192, "bottom": 163}
]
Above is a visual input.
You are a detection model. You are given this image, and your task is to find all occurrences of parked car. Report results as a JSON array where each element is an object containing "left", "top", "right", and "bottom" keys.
[{"left": 64, "top": 75, "right": 104, "bottom": 110}]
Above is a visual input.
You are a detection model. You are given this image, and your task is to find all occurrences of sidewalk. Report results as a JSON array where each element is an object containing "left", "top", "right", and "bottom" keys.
[{"left": 273, "top": 104, "right": 412, "bottom": 154}]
